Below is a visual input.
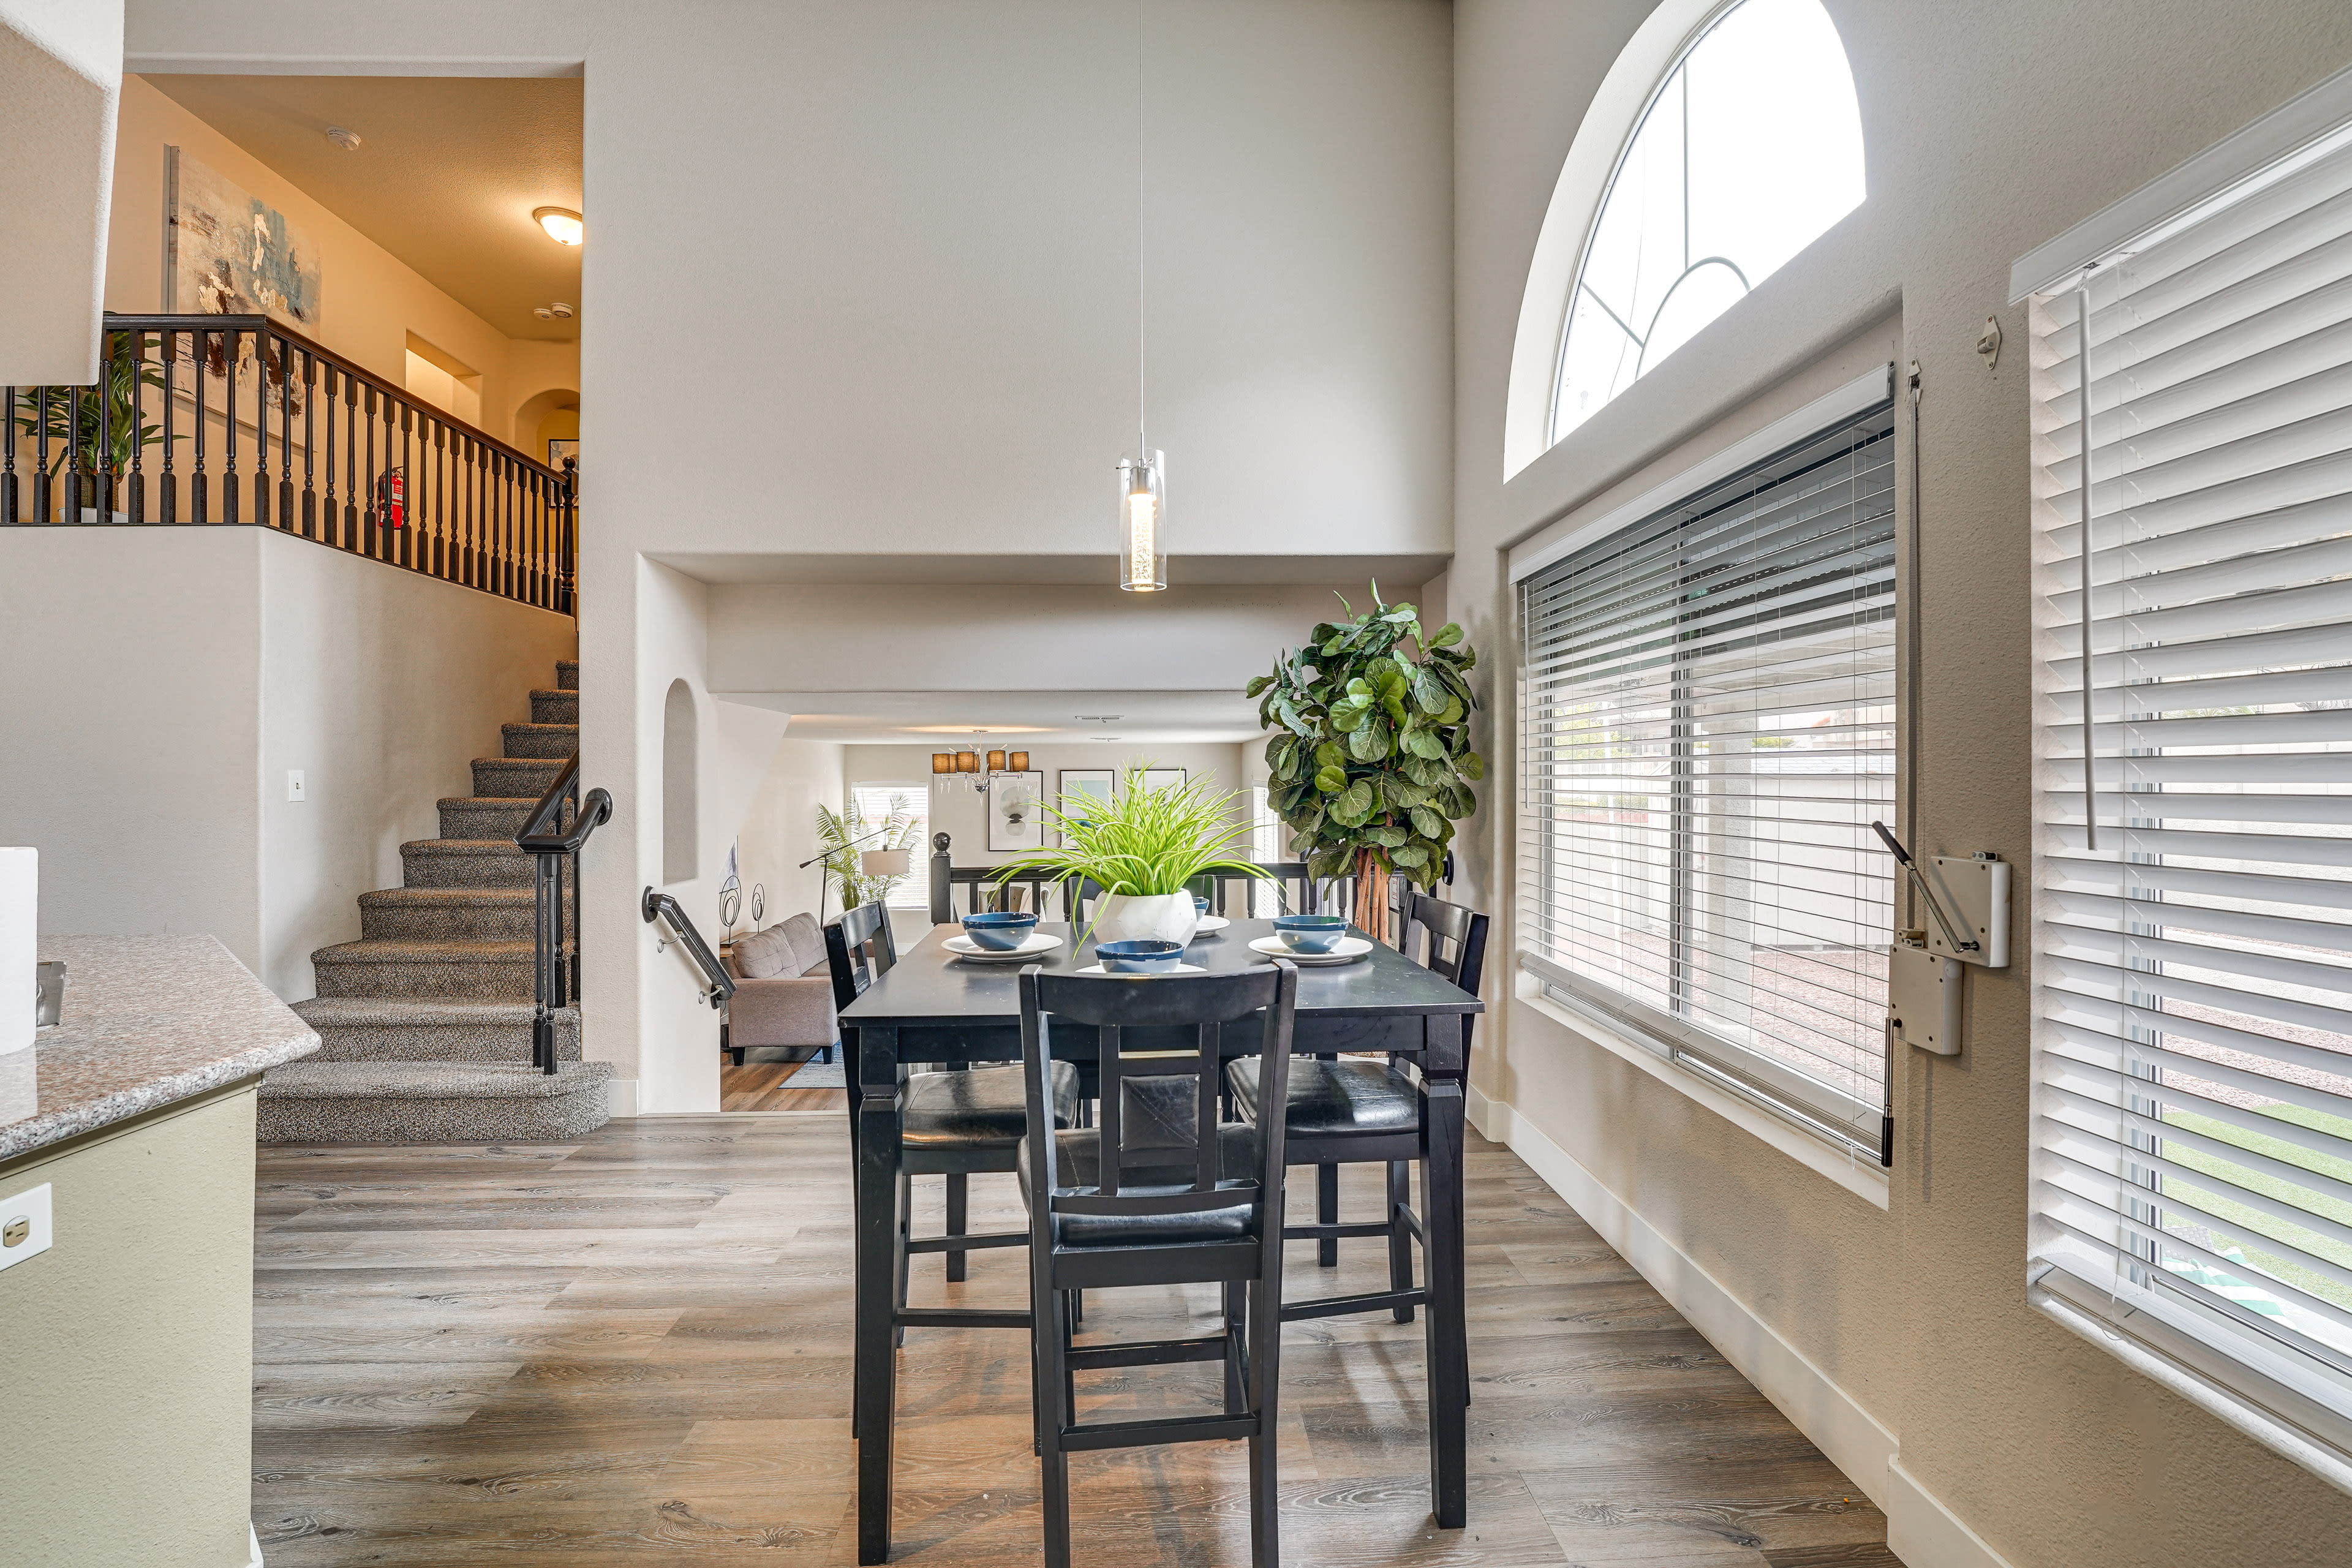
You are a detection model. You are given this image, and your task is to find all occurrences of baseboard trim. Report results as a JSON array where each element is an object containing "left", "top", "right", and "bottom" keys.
[
  {"left": 1468, "top": 1084, "right": 2016, "bottom": 1568},
  {"left": 606, "top": 1077, "right": 640, "bottom": 1118}
]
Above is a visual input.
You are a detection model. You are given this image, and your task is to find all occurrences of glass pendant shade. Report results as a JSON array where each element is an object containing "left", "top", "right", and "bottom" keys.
[{"left": 1117, "top": 450, "right": 1167, "bottom": 592}]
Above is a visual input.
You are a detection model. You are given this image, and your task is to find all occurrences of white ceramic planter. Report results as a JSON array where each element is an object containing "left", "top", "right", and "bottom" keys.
[{"left": 1090, "top": 892, "right": 1200, "bottom": 948}]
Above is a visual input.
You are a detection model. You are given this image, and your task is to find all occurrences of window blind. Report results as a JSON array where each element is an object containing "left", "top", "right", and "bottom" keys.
[
  {"left": 850, "top": 783, "right": 927, "bottom": 910},
  {"left": 2034, "top": 124, "right": 2352, "bottom": 1444},
  {"left": 1519, "top": 402, "right": 1897, "bottom": 1158}
]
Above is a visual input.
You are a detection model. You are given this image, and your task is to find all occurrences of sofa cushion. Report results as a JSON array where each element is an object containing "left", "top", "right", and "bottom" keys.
[
  {"left": 777, "top": 912, "right": 826, "bottom": 976},
  {"left": 733, "top": 923, "right": 797, "bottom": 980}
]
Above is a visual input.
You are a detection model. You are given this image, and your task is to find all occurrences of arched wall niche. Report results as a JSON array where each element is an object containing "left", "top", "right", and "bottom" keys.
[{"left": 662, "top": 677, "right": 699, "bottom": 884}]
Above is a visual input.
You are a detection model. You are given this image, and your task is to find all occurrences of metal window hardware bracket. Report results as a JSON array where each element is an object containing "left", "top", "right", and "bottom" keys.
[{"left": 1874, "top": 824, "right": 2009, "bottom": 1058}]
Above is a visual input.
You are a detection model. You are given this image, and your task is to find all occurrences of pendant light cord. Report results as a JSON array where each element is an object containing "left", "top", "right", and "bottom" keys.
[{"left": 1137, "top": 0, "right": 1147, "bottom": 457}]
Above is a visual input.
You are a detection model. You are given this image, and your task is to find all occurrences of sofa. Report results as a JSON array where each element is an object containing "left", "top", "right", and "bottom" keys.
[{"left": 723, "top": 913, "right": 839, "bottom": 1066}]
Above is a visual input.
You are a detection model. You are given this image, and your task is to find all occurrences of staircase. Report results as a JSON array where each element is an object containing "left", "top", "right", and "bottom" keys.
[{"left": 258, "top": 659, "right": 614, "bottom": 1142}]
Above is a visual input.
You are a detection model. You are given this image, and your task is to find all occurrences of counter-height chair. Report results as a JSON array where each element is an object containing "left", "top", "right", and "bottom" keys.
[
  {"left": 824, "top": 902, "right": 1080, "bottom": 1291},
  {"left": 1227, "top": 889, "right": 1488, "bottom": 1325},
  {"left": 1018, "top": 959, "right": 1300, "bottom": 1568}
]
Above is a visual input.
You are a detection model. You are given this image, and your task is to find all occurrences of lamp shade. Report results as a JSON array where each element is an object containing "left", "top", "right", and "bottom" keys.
[
  {"left": 987, "top": 749, "right": 1006, "bottom": 773},
  {"left": 861, "top": 849, "right": 911, "bottom": 878},
  {"left": 956, "top": 751, "right": 979, "bottom": 773},
  {"left": 932, "top": 752, "right": 954, "bottom": 774},
  {"left": 1008, "top": 750, "right": 1028, "bottom": 772}
]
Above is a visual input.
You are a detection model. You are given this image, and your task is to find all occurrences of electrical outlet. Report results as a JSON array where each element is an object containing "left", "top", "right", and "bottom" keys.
[
  {"left": 0, "top": 1182, "right": 53, "bottom": 1274},
  {"left": 287, "top": 770, "right": 307, "bottom": 802}
]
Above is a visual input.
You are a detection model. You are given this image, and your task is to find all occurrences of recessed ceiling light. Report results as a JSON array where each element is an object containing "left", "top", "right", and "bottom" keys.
[
  {"left": 533, "top": 206, "right": 584, "bottom": 245},
  {"left": 1074, "top": 715, "right": 1125, "bottom": 724},
  {"left": 325, "top": 126, "right": 361, "bottom": 152}
]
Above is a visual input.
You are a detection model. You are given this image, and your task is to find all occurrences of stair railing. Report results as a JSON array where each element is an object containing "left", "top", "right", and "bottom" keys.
[
  {"left": 515, "top": 756, "right": 612, "bottom": 1073},
  {"left": 3, "top": 313, "right": 577, "bottom": 614},
  {"left": 640, "top": 889, "right": 736, "bottom": 1010}
]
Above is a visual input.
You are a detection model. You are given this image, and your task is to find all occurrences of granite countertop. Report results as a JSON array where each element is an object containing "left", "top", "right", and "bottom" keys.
[{"left": 0, "top": 935, "right": 319, "bottom": 1163}]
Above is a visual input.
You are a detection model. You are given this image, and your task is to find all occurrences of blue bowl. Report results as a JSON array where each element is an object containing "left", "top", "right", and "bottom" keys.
[
  {"left": 1096, "top": 938, "right": 1185, "bottom": 974},
  {"left": 1273, "top": 914, "right": 1347, "bottom": 954},
  {"left": 1194, "top": 895, "right": 1211, "bottom": 914},
  {"left": 962, "top": 911, "right": 1039, "bottom": 951}
]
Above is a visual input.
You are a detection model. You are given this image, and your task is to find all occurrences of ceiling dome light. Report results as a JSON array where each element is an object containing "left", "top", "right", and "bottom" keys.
[
  {"left": 533, "top": 206, "right": 584, "bottom": 245},
  {"left": 325, "top": 126, "right": 361, "bottom": 152}
]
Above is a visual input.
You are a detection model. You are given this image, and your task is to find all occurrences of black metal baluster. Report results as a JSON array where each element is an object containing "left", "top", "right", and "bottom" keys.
[
  {"left": 320, "top": 365, "right": 336, "bottom": 546},
  {"left": 66, "top": 382, "right": 85, "bottom": 524},
  {"left": 562, "top": 456, "right": 578, "bottom": 613},
  {"left": 159, "top": 331, "right": 177, "bottom": 524},
  {"left": 257, "top": 332, "right": 278, "bottom": 528},
  {"left": 469, "top": 438, "right": 483, "bottom": 587},
  {"left": 222, "top": 328, "right": 240, "bottom": 525},
  {"left": 343, "top": 371, "right": 360, "bottom": 550},
  {"left": 127, "top": 331, "right": 146, "bottom": 524},
  {"left": 500, "top": 456, "right": 515, "bottom": 599},
  {"left": 96, "top": 334, "right": 115, "bottom": 521},
  {"left": 363, "top": 385, "right": 377, "bottom": 559},
  {"left": 300, "top": 350, "right": 316, "bottom": 537},
  {"left": 399, "top": 399, "right": 415, "bottom": 570},
  {"left": 190, "top": 332, "right": 208, "bottom": 524},
  {"left": 34, "top": 387, "right": 52, "bottom": 526},
  {"left": 2, "top": 385, "right": 16, "bottom": 524},
  {"left": 530, "top": 469, "right": 546, "bottom": 606}
]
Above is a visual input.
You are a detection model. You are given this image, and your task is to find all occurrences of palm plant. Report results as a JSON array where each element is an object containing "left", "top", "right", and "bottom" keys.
[
  {"left": 815, "top": 793, "right": 922, "bottom": 918},
  {"left": 10, "top": 333, "right": 176, "bottom": 497},
  {"left": 989, "top": 767, "right": 1275, "bottom": 936}
]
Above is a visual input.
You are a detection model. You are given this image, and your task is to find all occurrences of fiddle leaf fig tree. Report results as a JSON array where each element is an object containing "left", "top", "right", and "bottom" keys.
[{"left": 1247, "top": 586, "right": 1482, "bottom": 943}]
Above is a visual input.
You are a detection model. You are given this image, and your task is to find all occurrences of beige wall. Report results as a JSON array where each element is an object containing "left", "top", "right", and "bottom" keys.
[
  {"left": 0, "top": 526, "right": 574, "bottom": 997},
  {"left": 104, "top": 72, "right": 577, "bottom": 447},
  {"left": 1451, "top": 3, "right": 2352, "bottom": 1566}
]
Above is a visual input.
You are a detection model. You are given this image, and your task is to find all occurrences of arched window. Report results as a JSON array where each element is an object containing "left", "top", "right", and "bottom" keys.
[
  {"left": 1550, "top": 0, "right": 1864, "bottom": 442},
  {"left": 662, "top": 679, "right": 699, "bottom": 884}
]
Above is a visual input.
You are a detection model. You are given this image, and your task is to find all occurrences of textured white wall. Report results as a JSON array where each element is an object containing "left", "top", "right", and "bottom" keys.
[
  {"left": 1451, "top": 3, "right": 2352, "bottom": 1564},
  {"left": 1, "top": 0, "right": 121, "bottom": 381}
]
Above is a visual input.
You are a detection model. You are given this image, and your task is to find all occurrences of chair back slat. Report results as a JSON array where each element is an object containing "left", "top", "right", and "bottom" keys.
[
  {"left": 1019, "top": 963, "right": 1298, "bottom": 1236},
  {"left": 1400, "top": 889, "right": 1490, "bottom": 1047},
  {"left": 822, "top": 900, "right": 897, "bottom": 1012}
]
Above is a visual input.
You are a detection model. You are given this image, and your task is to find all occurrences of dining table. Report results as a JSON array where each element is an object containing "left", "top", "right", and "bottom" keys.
[{"left": 837, "top": 917, "right": 1483, "bottom": 1564}]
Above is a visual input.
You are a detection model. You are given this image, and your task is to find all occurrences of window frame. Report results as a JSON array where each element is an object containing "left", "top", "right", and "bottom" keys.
[{"left": 848, "top": 781, "right": 928, "bottom": 911}]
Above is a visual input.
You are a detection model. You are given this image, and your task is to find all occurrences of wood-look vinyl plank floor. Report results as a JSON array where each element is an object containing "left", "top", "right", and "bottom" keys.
[
  {"left": 252, "top": 1115, "right": 1895, "bottom": 1566},
  {"left": 722, "top": 1054, "right": 849, "bottom": 1112}
]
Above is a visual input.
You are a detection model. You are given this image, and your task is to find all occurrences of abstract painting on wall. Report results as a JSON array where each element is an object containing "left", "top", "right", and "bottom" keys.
[{"left": 167, "top": 148, "right": 323, "bottom": 330}]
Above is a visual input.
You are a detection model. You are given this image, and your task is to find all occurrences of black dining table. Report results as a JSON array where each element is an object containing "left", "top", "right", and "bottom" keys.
[{"left": 837, "top": 917, "right": 1482, "bottom": 1564}]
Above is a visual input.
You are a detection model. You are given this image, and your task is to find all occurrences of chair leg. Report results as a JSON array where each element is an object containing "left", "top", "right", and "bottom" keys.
[
  {"left": 893, "top": 1169, "right": 912, "bottom": 1349},
  {"left": 1035, "top": 1286, "right": 1074, "bottom": 1568},
  {"left": 1387, "top": 1159, "right": 1415, "bottom": 1324},
  {"left": 1223, "top": 1281, "right": 1246, "bottom": 1414},
  {"left": 944, "top": 1173, "right": 969, "bottom": 1283},
  {"left": 1317, "top": 1163, "right": 1340, "bottom": 1268},
  {"left": 1246, "top": 1275, "right": 1284, "bottom": 1568}
]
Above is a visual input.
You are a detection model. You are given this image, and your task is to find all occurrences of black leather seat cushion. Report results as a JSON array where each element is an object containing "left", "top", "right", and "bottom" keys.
[
  {"left": 1226, "top": 1055, "right": 1419, "bottom": 1137},
  {"left": 1017, "top": 1122, "right": 1263, "bottom": 1248},
  {"left": 901, "top": 1060, "right": 1080, "bottom": 1150}
]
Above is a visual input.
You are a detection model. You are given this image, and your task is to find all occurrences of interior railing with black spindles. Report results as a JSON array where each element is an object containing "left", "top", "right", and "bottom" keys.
[{"left": 1, "top": 312, "right": 577, "bottom": 616}]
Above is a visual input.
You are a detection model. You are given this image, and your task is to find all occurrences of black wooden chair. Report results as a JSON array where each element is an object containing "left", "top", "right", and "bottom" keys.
[
  {"left": 1205, "top": 862, "right": 1314, "bottom": 918},
  {"left": 1226, "top": 889, "right": 1488, "bottom": 1327},
  {"left": 824, "top": 902, "right": 1080, "bottom": 1292},
  {"left": 927, "top": 831, "right": 1066, "bottom": 924},
  {"left": 1019, "top": 960, "right": 1300, "bottom": 1568}
]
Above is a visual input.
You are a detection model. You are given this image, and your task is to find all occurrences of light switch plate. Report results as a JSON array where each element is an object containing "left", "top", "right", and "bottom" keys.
[
  {"left": 0, "top": 1182, "right": 53, "bottom": 1273},
  {"left": 1923, "top": 854, "right": 2010, "bottom": 967},
  {"left": 287, "top": 769, "right": 307, "bottom": 802}
]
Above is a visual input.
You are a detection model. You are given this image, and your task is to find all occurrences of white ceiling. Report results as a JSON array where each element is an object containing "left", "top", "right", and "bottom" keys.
[
  {"left": 141, "top": 74, "right": 584, "bottom": 342},
  {"left": 658, "top": 551, "right": 1454, "bottom": 588},
  {"left": 716, "top": 689, "right": 1268, "bottom": 745}
]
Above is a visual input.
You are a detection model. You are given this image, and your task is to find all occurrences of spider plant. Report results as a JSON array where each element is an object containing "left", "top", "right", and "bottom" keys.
[{"left": 990, "top": 766, "right": 1275, "bottom": 910}]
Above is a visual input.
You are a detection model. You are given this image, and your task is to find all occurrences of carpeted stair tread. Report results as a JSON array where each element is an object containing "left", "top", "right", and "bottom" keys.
[
  {"left": 313, "top": 938, "right": 538, "bottom": 964},
  {"left": 260, "top": 1061, "right": 606, "bottom": 1099},
  {"left": 557, "top": 660, "right": 578, "bottom": 690},
  {"left": 293, "top": 997, "right": 563, "bottom": 1025},
  {"left": 290, "top": 997, "right": 580, "bottom": 1063},
  {"left": 529, "top": 689, "right": 578, "bottom": 724},
  {"left": 360, "top": 888, "right": 537, "bottom": 909},
  {"left": 501, "top": 722, "right": 580, "bottom": 759}
]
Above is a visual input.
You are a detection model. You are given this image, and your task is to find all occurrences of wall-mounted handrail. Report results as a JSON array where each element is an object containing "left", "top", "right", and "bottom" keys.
[
  {"left": 514, "top": 756, "right": 611, "bottom": 1073},
  {"left": 3, "top": 312, "right": 576, "bottom": 616},
  {"left": 642, "top": 888, "right": 737, "bottom": 1008}
]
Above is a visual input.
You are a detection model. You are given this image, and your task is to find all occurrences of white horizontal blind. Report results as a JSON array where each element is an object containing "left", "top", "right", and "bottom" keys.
[
  {"left": 1520, "top": 405, "right": 1897, "bottom": 1156},
  {"left": 2034, "top": 125, "right": 2352, "bottom": 1436},
  {"left": 850, "top": 783, "right": 927, "bottom": 910}
]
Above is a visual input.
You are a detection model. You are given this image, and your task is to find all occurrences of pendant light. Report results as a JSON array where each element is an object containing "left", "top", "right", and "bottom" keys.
[{"left": 1117, "top": 0, "right": 1168, "bottom": 592}]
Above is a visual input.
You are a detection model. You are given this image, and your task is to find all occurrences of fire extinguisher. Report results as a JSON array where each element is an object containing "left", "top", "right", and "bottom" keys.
[{"left": 375, "top": 467, "right": 407, "bottom": 529}]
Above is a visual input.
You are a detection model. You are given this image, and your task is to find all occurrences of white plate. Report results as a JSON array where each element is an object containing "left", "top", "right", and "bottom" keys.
[
  {"left": 1193, "top": 915, "right": 1230, "bottom": 933},
  {"left": 942, "top": 932, "right": 1064, "bottom": 961},
  {"left": 1072, "top": 962, "right": 1210, "bottom": 978},
  {"left": 1247, "top": 934, "right": 1373, "bottom": 967}
]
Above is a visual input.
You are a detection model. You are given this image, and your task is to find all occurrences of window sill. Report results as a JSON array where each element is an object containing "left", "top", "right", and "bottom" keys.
[{"left": 1515, "top": 970, "right": 1890, "bottom": 1209}]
